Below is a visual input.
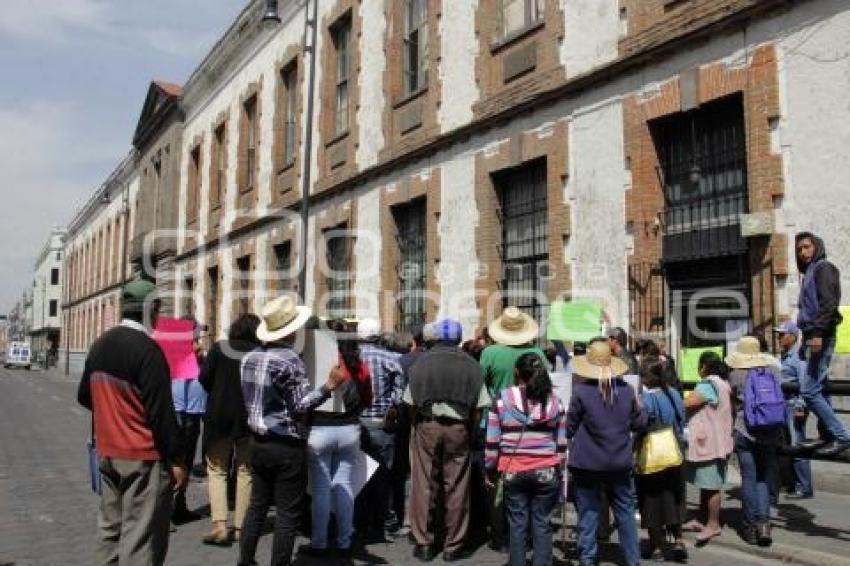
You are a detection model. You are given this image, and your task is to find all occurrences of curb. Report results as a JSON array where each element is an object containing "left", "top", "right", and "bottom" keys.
[{"left": 704, "top": 535, "right": 843, "bottom": 565}]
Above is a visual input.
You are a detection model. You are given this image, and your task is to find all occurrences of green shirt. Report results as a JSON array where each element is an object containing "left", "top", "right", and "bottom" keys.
[{"left": 479, "top": 343, "right": 551, "bottom": 397}]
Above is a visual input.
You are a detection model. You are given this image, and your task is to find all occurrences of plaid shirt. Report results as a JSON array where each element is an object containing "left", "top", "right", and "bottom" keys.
[
  {"left": 360, "top": 344, "right": 405, "bottom": 419},
  {"left": 240, "top": 346, "right": 329, "bottom": 440}
]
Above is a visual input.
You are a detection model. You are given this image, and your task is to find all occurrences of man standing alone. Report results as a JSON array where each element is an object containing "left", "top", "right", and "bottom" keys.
[{"left": 78, "top": 279, "right": 187, "bottom": 566}]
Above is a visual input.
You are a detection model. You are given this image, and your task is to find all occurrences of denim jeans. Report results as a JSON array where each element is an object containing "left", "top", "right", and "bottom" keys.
[
  {"left": 355, "top": 418, "right": 395, "bottom": 534},
  {"left": 238, "top": 437, "right": 306, "bottom": 566},
  {"left": 787, "top": 411, "right": 814, "bottom": 495},
  {"left": 307, "top": 424, "right": 361, "bottom": 549},
  {"left": 572, "top": 469, "right": 640, "bottom": 566},
  {"left": 504, "top": 467, "right": 560, "bottom": 566},
  {"left": 801, "top": 336, "right": 850, "bottom": 443},
  {"left": 735, "top": 432, "right": 775, "bottom": 526}
]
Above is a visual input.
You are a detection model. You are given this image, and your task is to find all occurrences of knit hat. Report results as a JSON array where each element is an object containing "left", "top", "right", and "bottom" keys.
[
  {"left": 121, "top": 278, "right": 156, "bottom": 313},
  {"left": 432, "top": 319, "right": 463, "bottom": 344}
]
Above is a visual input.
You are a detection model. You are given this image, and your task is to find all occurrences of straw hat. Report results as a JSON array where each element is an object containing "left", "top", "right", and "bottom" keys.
[
  {"left": 572, "top": 341, "right": 629, "bottom": 380},
  {"left": 725, "top": 336, "right": 776, "bottom": 369},
  {"left": 256, "top": 295, "right": 312, "bottom": 343},
  {"left": 488, "top": 307, "right": 539, "bottom": 346}
]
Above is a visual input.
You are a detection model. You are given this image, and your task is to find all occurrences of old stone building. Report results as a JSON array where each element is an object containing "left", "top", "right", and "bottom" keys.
[
  {"left": 62, "top": 0, "right": 850, "bottom": 366},
  {"left": 28, "top": 227, "right": 67, "bottom": 364}
]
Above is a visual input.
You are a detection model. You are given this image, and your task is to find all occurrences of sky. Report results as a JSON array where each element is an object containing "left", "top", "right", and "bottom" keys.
[{"left": 0, "top": 0, "right": 246, "bottom": 314}]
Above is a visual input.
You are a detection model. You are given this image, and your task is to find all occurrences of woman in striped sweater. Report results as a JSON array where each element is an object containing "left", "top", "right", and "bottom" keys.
[{"left": 485, "top": 353, "right": 568, "bottom": 566}]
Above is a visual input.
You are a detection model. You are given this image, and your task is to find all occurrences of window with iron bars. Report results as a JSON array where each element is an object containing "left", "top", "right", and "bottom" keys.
[
  {"left": 393, "top": 199, "right": 427, "bottom": 333},
  {"left": 325, "top": 226, "right": 353, "bottom": 318},
  {"left": 497, "top": 159, "right": 549, "bottom": 334},
  {"left": 403, "top": 0, "right": 428, "bottom": 96},
  {"left": 273, "top": 242, "right": 292, "bottom": 292},
  {"left": 236, "top": 255, "right": 252, "bottom": 315},
  {"left": 332, "top": 19, "right": 351, "bottom": 136},
  {"left": 282, "top": 65, "right": 297, "bottom": 167}
]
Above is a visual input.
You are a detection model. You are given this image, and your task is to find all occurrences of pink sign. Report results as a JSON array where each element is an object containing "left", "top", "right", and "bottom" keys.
[{"left": 153, "top": 317, "right": 200, "bottom": 380}]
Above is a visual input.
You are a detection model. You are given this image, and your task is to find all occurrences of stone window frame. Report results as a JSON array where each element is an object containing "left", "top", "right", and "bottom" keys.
[
  {"left": 378, "top": 171, "right": 442, "bottom": 332},
  {"left": 186, "top": 141, "right": 202, "bottom": 226},
  {"left": 205, "top": 259, "right": 221, "bottom": 343},
  {"left": 497, "top": 0, "right": 545, "bottom": 41},
  {"left": 313, "top": 202, "right": 357, "bottom": 316},
  {"left": 473, "top": 0, "right": 565, "bottom": 120},
  {"left": 474, "top": 122, "right": 570, "bottom": 323},
  {"left": 207, "top": 112, "right": 229, "bottom": 238},
  {"left": 233, "top": 252, "right": 254, "bottom": 317},
  {"left": 237, "top": 92, "right": 261, "bottom": 194},
  {"left": 267, "top": 220, "right": 300, "bottom": 297},
  {"left": 234, "top": 78, "right": 263, "bottom": 229},
  {"left": 380, "top": 0, "right": 442, "bottom": 162},
  {"left": 271, "top": 49, "right": 305, "bottom": 208},
  {"left": 317, "top": 0, "right": 361, "bottom": 192}
]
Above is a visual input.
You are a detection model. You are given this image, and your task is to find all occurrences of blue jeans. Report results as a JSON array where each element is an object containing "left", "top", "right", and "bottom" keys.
[
  {"left": 572, "top": 469, "right": 640, "bottom": 566},
  {"left": 504, "top": 467, "right": 560, "bottom": 566},
  {"left": 307, "top": 424, "right": 361, "bottom": 549},
  {"left": 787, "top": 410, "right": 814, "bottom": 495},
  {"left": 802, "top": 336, "right": 850, "bottom": 443},
  {"left": 735, "top": 433, "right": 775, "bottom": 525}
]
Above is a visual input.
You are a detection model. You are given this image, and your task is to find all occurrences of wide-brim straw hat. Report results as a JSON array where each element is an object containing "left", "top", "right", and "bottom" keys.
[
  {"left": 488, "top": 307, "right": 539, "bottom": 346},
  {"left": 725, "top": 336, "right": 776, "bottom": 369},
  {"left": 572, "top": 341, "right": 629, "bottom": 380},
  {"left": 256, "top": 295, "right": 312, "bottom": 343}
]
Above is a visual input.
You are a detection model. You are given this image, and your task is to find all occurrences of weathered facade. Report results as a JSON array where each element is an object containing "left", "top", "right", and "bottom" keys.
[{"left": 28, "top": 228, "right": 67, "bottom": 362}]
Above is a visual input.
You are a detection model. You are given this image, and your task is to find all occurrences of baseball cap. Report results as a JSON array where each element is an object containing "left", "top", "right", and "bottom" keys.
[
  {"left": 774, "top": 320, "right": 799, "bottom": 335},
  {"left": 432, "top": 318, "right": 463, "bottom": 344}
]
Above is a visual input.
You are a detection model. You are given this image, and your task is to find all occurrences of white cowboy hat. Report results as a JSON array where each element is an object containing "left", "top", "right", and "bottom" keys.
[
  {"left": 488, "top": 307, "right": 539, "bottom": 346},
  {"left": 572, "top": 341, "right": 629, "bottom": 380},
  {"left": 725, "top": 336, "right": 776, "bottom": 370},
  {"left": 256, "top": 295, "right": 312, "bottom": 343}
]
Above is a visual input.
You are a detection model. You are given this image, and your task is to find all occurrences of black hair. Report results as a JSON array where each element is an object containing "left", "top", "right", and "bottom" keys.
[
  {"left": 607, "top": 327, "right": 628, "bottom": 348},
  {"left": 338, "top": 338, "right": 363, "bottom": 379},
  {"left": 573, "top": 342, "right": 587, "bottom": 356},
  {"left": 515, "top": 352, "right": 552, "bottom": 404},
  {"left": 228, "top": 313, "right": 261, "bottom": 342},
  {"left": 639, "top": 355, "right": 667, "bottom": 389},
  {"left": 698, "top": 351, "right": 729, "bottom": 381},
  {"left": 121, "top": 298, "right": 160, "bottom": 324},
  {"left": 635, "top": 339, "right": 660, "bottom": 357}
]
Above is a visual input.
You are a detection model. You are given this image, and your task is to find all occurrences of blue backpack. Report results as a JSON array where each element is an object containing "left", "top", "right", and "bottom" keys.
[{"left": 743, "top": 367, "right": 786, "bottom": 430}]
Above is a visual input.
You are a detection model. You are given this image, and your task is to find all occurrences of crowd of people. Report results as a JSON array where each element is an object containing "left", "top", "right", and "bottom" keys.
[{"left": 75, "top": 231, "right": 847, "bottom": 566}]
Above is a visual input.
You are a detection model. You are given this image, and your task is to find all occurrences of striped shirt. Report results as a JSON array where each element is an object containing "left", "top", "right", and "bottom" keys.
[
  {"left": 240, "top": 346, "right": 329, "bottom": 440},
  {"left": 359, "top": 344, "right": 405, "bottom": 419},
  {"left": 485, "top": 386, "right": 568, "bottom": 473}
]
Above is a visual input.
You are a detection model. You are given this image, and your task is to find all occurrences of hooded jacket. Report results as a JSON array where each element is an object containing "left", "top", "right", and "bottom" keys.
[
  {"left": 795, "top": 232, "right": 842, "bottom": 338},
  {"left": 485, "top": 385, "right": 567, "bottom": 473}
]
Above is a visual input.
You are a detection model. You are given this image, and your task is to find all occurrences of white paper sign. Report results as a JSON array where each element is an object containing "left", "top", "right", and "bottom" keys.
[
  {"left": 302, "top": 329, "right": 342, "bottom": 412},
  {"left": 551, "top": 371, "right": 573, "bottom": 409}
]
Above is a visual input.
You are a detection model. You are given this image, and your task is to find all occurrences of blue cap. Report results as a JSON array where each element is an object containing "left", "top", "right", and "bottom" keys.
[
  {"left": 774, "top": 320, "right": 799, "bottom": 335},
  {"left": 433, "top": 319, "right": 463, "bottom": 344}
]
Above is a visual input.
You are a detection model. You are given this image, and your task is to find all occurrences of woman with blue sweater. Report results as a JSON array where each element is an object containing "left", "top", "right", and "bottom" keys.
[
  {"left": 566, "top": 339, "right": 647, "bottom": 566},
  {"left": 636, "top": 356, "right": 687, "bottom": 561}
]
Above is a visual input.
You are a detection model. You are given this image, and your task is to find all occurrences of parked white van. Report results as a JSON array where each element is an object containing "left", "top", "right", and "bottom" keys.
[{"left": 5, "top": 342, "right": 32, "bottom": 370}]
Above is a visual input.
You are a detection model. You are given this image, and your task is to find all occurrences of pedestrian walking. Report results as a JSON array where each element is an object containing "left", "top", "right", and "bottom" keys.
[
  {"left": 635, "top": 357, "right": 687, "bottom": 561},
  {"left": 775, "top": 321, "right": 814, "bottom": 498},
  {"left": 405, "top": 319, "right": 489, "bottom": 562},
  {"left": 198, "top": 313, "right": 261, "bottom": 545},
  {"left": 485, "top": 353, "right": 567, "bottom": 566},
  {"left": 77, "top": 278, "right": 187, "bottom": 566},
  {"left": 237, "top": 295, "right": 346, "bottom": 566},
  {"left": 566, "top": 339, "right": 646, "bottom": 566},
  {"left": 682, "top": 351, "right": 733, "bottom": 545},
  {"left": 727, "top": 336, "right": 785, "bottom": 547},
  {"left": 479, "top": 306, "right": 549, "bottom": 550},
  {"left": 794, "top": 232, "right": 849, "bottom": 456},
  {"left": 300, "top": 331, "right": 371, "bottom": 558},
  {"left": 354, "top": 318, "right": 406, "bottom": 541}
]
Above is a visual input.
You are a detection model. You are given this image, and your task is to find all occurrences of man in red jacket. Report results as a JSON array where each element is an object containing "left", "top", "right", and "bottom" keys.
[{"left": 78, "top": 279, "right": 187, "bottom": 566}]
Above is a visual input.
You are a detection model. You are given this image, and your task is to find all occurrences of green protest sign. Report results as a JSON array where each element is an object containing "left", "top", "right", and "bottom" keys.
[
  {"left": 836, "top": 306, "right": 850, "bottom": 354},
  {"left": 679, "top": 346, "right": 724, "bottom": 383},
  {"left": 546, "top": 300, "right": 602, "bottom": 342}
]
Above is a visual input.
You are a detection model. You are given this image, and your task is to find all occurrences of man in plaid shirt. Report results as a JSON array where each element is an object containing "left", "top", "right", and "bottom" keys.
[
  {"left": 355, "top": 318, "right": 405, "bottom": 541},
  {"left": 237, "top": 297, "right": 344, "bottom": 566}
]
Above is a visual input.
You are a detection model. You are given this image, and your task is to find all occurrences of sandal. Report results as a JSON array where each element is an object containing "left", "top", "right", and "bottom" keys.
[
  {"left": 682, "top": 519, "right": 704, "bottom": 532},
  {"left": 695, "top": 528, "right": 721, "bottom": 546}
]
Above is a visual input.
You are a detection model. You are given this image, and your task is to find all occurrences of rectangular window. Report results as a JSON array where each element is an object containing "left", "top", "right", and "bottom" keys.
[
  {"left": 497, "top": 159, "right": 549, "bottom": 333},
  {"left": 56, "top": 252, "right": 61, "bottom": 261},
  {"left": 207, "top": 266, "right": 219, "bottom": 340},
  {"left": 49, "top": 300, "right": 58, "bottom": 317},
  {"left": 236, "top": 255, "right": 252, "bottom": 315},
  {"left": 282, "top": 65, "right": 298, "bottom": 167},
  {"left": 184, "top": 276, "right": 195, "bottom": 318},
  {"left": 213, "top": 124, "right": 226, "bottom": 206},
  {"left": 50, "top": 268, "right": 60, "bottom": 285},
  {"left": 394, "top": 199, "right": 427, "bottom": 332},
  {"left": 244, "top": 96, "right": 258, "bottom": 189},
  {"left": 403, "top": 0, "right": 428, "bottom": 95},
  {"left": 325, "top": 225, "right": 353, "bottom": 318},
  {"left": 273, "top": 242, "right": 293, "bottom": 291},
  {"left": 500, "top": 0, "right": 543, "bottom": 38},
  {"left": 333, "top": 19, "right": 351, "bottom": 136},
  {"left": 188, "top": 146, "right": 201, "bottom": 220}
]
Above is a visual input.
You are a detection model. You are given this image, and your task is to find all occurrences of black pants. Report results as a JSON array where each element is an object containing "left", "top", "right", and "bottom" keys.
[
  {"left": 238, "top": 436, "right": 307, "bottom": 566},
  {"left": 174, "top": 412, "right": 201, "bottom": 511}
]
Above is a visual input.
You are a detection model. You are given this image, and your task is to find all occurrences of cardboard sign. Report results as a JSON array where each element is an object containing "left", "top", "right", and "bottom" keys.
[
  {"left": 836, "top": 306, "right": 850, "bottom": 354},
  {"left": 678, "top": 346, "right": 724, "bottom": 384},
  {"left": 546, "top": 300, "right": 602, "bottom": 342},
  {"left": 152, "top": 318, "right": 199, "bottom": 379},
  {"left": 301, "top": 329, "right": 343, "bottom": 412}
]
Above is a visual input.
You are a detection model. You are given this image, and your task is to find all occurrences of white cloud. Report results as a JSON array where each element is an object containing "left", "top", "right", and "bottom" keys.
[{"left": 0, "top": 0, "right": 110, "bottom": 44}]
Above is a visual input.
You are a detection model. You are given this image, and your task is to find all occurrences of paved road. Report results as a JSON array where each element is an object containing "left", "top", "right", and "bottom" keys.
[{"left": 0, "top": 367, "right": 788, "bottom": 565}]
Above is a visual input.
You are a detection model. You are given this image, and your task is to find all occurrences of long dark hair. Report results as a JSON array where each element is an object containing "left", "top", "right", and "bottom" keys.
[
  {"left": 698, "top": 351, "right": 730, "bottom": 381},
  {"left": 228, "top": 314, "right": 261, "bottom": 343},
  {"left": 515, "top": 352, "right": 552, "bottom": 404},
  {"left": 338, "top": 338, "right": 363, "bottom": 378},
  {"left": 639, "top": 355, "right": 667, "bottom": 389}
]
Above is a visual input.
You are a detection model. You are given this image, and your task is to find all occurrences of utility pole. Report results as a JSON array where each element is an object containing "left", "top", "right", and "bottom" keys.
[{"left": 298, "top": 0, "right": 319, "bottom": 303}]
